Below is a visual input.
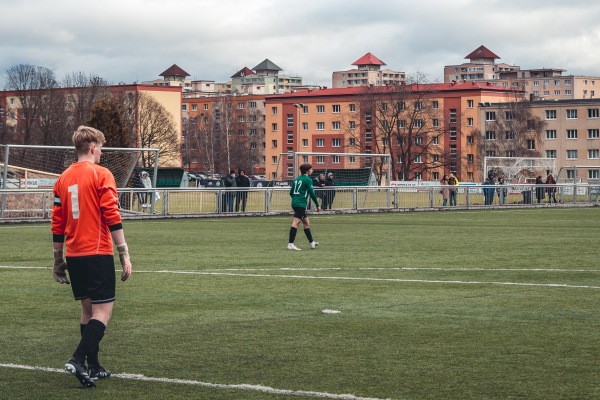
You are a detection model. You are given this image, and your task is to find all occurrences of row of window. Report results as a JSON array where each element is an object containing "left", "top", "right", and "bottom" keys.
[
  {"left": 182, "top": 101, "right": 262, "bottom": 112},
  {"left": 545, "top": 129, "right": 599, "bottom": 139},
  {"left": 545, "top": 109, "right": 599, "bottom": 119},
  {"left": 543, "top": 149, "right": 600, "bottom": 159}
]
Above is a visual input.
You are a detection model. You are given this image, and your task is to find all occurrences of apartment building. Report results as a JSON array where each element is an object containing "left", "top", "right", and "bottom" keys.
[
  {"left": 231, "top": 59, "right": 304, "bottom": 95},
  {"left": 444, "top": 45, "right": 600, "bottom": 101},
  {"left": 264, "top": 82, "right": 518, "bottom": 182},
  {"left": 478, "top": 98, "right": 600, "bottom": 182},
  {"left": 332, "top": 53, "right": 406, "bottom": 88}
]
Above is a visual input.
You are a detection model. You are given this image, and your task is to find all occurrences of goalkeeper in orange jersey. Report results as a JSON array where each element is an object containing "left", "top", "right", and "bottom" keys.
[
  {"left": 287, "top": 163, "right": 320, "bottom": 251},
  {"left": 51, "top": 126, "right": 132, "bottom": 388}
]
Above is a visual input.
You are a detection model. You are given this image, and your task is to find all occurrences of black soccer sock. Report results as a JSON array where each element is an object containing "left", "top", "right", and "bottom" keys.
[
  {"left": 73, "top": 319, "right": 105, "bottom": 366},
  {"left": 304, "top": 228, "right": 314, "bottom": 243},
  {"left": 289, "top": 227, "right": 297, "bottom": 243}
]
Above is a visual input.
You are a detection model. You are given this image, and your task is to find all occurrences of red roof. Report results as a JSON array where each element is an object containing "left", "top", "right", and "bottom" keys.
[
  {"left": 231, "top": 67, "right": 255, "bottom": 78},
  {"left": 352, "top": 52, "right": 386, "bottom": 66},
  {"left": 465, "top": 45, "right": 500, "bottom": 60},
  {"left": 159, "top": 64, "right": 190, "bottom": 77}
]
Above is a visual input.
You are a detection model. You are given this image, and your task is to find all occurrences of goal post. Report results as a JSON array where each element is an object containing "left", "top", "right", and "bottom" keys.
[
  {"left": 1, "top": 144, "right": 160, "bottom": 189},
  {"left": 483, "top": 157, "right": 556, "bottom": 182},
  {"left": 275, "top": 152, "right": 391, "bottom": 186}
]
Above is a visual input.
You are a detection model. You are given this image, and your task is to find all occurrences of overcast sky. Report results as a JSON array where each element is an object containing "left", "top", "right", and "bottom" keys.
[{"left": 2, "top": 0, "right": 600, "bottom": 88}]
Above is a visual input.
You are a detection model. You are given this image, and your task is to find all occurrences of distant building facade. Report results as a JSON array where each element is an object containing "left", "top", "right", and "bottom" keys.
[
  {"left": 332, "top": 53, "right": 406, "bottom": 88},
  {"left": 230, "top": 59, "right": 303, "bottom": 95}
]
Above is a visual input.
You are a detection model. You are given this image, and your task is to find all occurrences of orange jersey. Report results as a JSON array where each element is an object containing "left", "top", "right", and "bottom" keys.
[{"left": 51, "top": 161, "right": 122, "bottom": 257}]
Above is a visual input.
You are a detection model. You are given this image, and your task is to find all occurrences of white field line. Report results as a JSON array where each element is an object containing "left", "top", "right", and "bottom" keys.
[
  {"left": 2, "top": 266, "right": 599, "bottom": 289},
  {"left": 0, "top": 363, "right": 390, "bottom": 400}
]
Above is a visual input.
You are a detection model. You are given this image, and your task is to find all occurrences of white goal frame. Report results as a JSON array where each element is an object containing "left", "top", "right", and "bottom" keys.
[{"left": 483, "top": 157, "right": 556, "bottom": 182}]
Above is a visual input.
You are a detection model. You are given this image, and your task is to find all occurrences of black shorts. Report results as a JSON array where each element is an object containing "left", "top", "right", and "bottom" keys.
[
  {"left": 66, "top": 255, "right": 116, "bottom": 304},
  {"left": 292, "top": 206, "right": 308, "bottom": 220}
]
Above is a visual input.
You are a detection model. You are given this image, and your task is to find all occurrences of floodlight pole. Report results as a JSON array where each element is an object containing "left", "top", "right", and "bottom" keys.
[{"left": 293, "top": 103, "right": 305, "bottom": 177}]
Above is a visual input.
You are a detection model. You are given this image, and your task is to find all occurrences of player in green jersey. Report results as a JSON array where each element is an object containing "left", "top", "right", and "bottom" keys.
[{"left": 288, "top": 163, "right": 320, "bottom": 250}]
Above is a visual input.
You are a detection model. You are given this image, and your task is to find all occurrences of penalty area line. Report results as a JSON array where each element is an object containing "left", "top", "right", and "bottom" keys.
[{"left": 0, "top": 363, "right": 389, "bottom": 400}]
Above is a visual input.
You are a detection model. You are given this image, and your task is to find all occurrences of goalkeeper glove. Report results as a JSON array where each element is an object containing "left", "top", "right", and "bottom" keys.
[
  {"left": 117, "top": 243, "right": 132, "bottom": 282},
  {"left": 52, "top": 249, "right": 70, "bottom": 284}
]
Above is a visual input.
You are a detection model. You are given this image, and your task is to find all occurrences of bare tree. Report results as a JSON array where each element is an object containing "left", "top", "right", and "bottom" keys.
[
  {"left": 353, "top": 74, "right": 447, "bottom": 181},
  {"left": 476, "top": 93, "right": 545, "bottom": 180},
  {"left": 5, "top": 64, "right": 58, "bottom": 144},
  {"left": 136, "top": 93, "right": 180, "bottom": 167},
  {"left": 63, "top": 72, "right": 110, "bottom": 130},
  {"left": 89, "top": 98, "right": 130, "bottom": 147}
]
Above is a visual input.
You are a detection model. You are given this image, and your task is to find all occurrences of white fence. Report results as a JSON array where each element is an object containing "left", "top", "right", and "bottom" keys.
[{"left": 2, "top": 183, "right": 599, "bottom": 222}]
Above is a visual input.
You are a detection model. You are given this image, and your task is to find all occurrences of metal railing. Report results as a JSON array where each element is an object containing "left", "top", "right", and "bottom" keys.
[{"left": 1, "top": 183, "right": 598, "bottom": 221}]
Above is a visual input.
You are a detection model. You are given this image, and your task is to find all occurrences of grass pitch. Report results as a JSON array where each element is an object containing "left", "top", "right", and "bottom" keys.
[{"left": 0, "top": 208, "right": 599, "bottom": 399}]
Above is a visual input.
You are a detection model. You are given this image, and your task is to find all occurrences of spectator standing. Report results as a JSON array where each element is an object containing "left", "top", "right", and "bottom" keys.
[
  {"left": 440, "top": 175, "right": 450, "bottom": 206},
  {"left": 314, "top": 173, "right": 326, "bottom": 209},
  {"left": 497, "top": 176, "right": 508, "bottom": 205},
  {"left": 535, "top": 175, "right": 545, "bottom": 204},
  {"left": 482, "top": 177, "right": 495, "bottom": 205},
  {"left": 222, "top": 170, "right": 237, "bottom": 212},
  {"left": 51, "top": 126, "right": 132, "bottom": 388},
  {"left": 448, "top": 173, "right": 459, "bottom": 206},
  {"left": 325, "top": 172, "right": 336, "bottom": 210},
  {"left": 140, "top": 171, "right": 152, "bottom": 208},
  {"left": 546, "top": 173, "right": 557, "bottom": 203},
  {"left": 235, "top": 169, "right": 251, "bottom": 212}
]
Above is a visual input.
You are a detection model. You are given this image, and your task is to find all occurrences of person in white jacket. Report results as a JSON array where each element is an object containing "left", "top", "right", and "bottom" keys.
[{"left": 140, "top": 171, "right": 152, "bottom": 208}]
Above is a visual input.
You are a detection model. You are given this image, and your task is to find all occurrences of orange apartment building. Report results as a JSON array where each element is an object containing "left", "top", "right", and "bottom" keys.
[{"left": 264, "top": 82, "right": 520, "bottom": 182}]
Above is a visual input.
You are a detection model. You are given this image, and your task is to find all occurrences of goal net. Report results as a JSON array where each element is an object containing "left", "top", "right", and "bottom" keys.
[
  {"left": 1, "top": 144, "right": 159, "bottom": 189},
  {"left": 483, "top": 157, "right": 556, "bottom": 182},
  {"left": 274, "top": 152, "right": 390, "bottom": 186},
  {"left": 555, "top": 165, "right": 600, "bottom": 184}
]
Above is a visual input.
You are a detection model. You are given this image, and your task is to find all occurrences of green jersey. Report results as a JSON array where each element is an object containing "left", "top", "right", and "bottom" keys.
[{"left": 290, "top": 174, "right": 319, "bottom": 208}]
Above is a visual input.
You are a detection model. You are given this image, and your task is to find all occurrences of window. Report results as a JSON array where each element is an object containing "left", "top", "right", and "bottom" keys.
[
  {"left": 272, "top": 140, "right": 278, "bottom": 148},
  {"left": 316, "top": 156, "right": 325, "bottom": 164},
  {"left": 332, "top": 138, "right": 341, "bottom": 147},
  {"left": 332, "top": 104, "right": 340, "bottom": 113},
  {"left": 505, "top": 111, "right": 514, "bottom": 120},
  {"left": 271, "top": 106, "right": 278, "bottom": 115},
  {"left": 432, "top": 136, "right": 440, "bottom": 145},
  {"left": 527, "top": 140, "right": 536, "bottom": 150},
  {"left": 349, "top": 104, "right": 356, "bottom": 112},
  {"left": 413, "top": 172, "right": 423, "bottom": 180},
  {"left": 486, "top": 150, "right": 496, "bottom": 157},
  {"left": 467, "top": 154, "right": 474, "bottom": 163},
  {"left": 505, "top": 131, "right": 515, "bottom": 140},
  {"left": 316, "top": 122, "right": 325, "bottom": 130},
  {"left": 302, "top": 139, "right": 308, "bottom": 147},
  {"left": 365, "top": 112, "right": 372, "bottom": 125},
  {"left": 249, "top": 129, "right": 256, "bottom": 136},
  {"left": 332, "top": 156, "right": 340, "bottom": 164},
  {"left": 182, "top": 104, "right": 187, "bottom": 111},
  {"left": 565, "top": 90, "right": 572, "bottom": 95},
  {"left": 467, "top": 118, "right": 474, "bottom": 126},
  {"left": 589, "top": 170, "right": 600, "bottom": 179},
  {"left": 567, "top": 150, "right": 578, "bottom": 159},
  {"left": 432, "top": 172, "right": 440, "bottom": 180},
  {"left": 567, "top": 109, "right": 578, "bottom": 119},
  {"left": 316, "top": 139, "right": 324, "bottom": 147},
  {"left": 349, "top": 156, "right": 356, "bottom": 163},
  {"left": 506, "top": 150, "right": 516, "bottom": 157},
  {"left": 588, "top": 109, "right": 599, "bottom": 118},
  {"left": 192, "top": 104, "right": 198, "bottom": 111},
  {"left": 399, "top": 120, "right": 407, "bottom": 129},
  {"left": 567, "top": 129, "right": 578, "bottom": 139},
  {"left": 554, "top": 90, "right": 561, "bottom": 96},
  {"left": 588, "top": 149, "right": 599, "bottom": 159},
  {"left": 485, "top": 131, "right": 496, "bottom": 140},
  {"left": 238, "top": 129, "right": 244, "bottom": 136},
  {"left": 204, "top": 104, "right": 209, "bottom": 110},
  {"left": 302, "top": 122, "right": 308, "bottom": 131},
  {"left": 485, "top": 111, "right": 496, "bottom": 121},
  {"left": 588, "top": 129, "right": 599, "bottom": 139},
  {"left": 414, "top": 119, "right": 423, "bottom": 128},
  {"left": 467, "top": 135, "right": 473, "bottom": 144},
  {"left": 316, "top": 105, "right": 325, "bottom": 113},
  {"left": 271, "top": 123, "right": 278, "bottom": 131},
  {"left": 238, "top": 115, "right": 245, "bottom": 123},
  {"left": 237, "top": 102, "right": 244, "bottom": 109},
  {"left": 414, "top": 101, "right": 422, "bottom": 110},
  {"left": 432, "top": 119, "right": 439, "bottom": 127},
  {"left": 349, "top": 138, "right": 356, "bottom": 147},
  {"left": 546, "top": 150, "right": 556, "bottom": 158},
  {"left": 349, "top": 121, "right": 356, "bottom": 129},
  {"left": 414, "top": 136, "right": 423, "bottom": 145},
  {"left": 272, "top": 156, "right": 278, "bottom": 164},
  {"left": 287, "top": 131, "right": 293, "bottom": 144},
  {"left": 287, "top": 114, "right": 293, "bottom": 127},
  {"left": 414, "top": 155, "right": 423, "bottom": 163},
  {"left": 566, "top": 169, "right": 575, "bottom": 179},
  {"left": 432, "top": 100, "right": 439, "bottom": 109},
  {"left": 365, "top": 130, "right": 372, "bottom": 142},
  {"left": 546, "top": 130, "right": 557, "bottom": 139},
  {"left": 545, "top": 110, "right": 556, "bottom": 119},
  {"left": 533, "top": 81, "right": 540, "bottom": 86},
  {"left": 450, "top": 128, "right": 457, "bottom": 141},
  {"left": 249, "top": 101, "right": 257, "bottom": 108},
  {"left": 332, "top": 121, "right": 340, "bottom": 130},
  {"left": 467, "top": 100, "right": 474, "bottom": 108},
  {"left": 449, "top": 109, "right": 457, "bottom": 124}
]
